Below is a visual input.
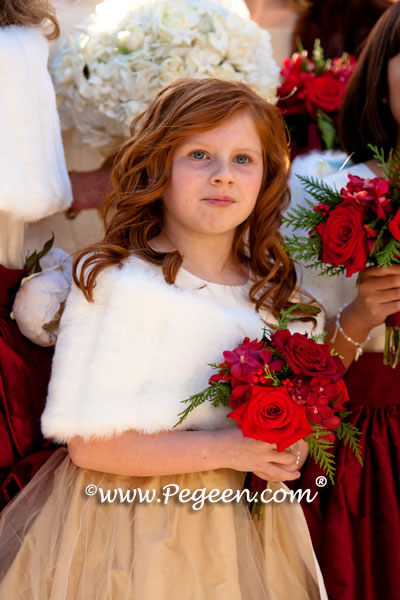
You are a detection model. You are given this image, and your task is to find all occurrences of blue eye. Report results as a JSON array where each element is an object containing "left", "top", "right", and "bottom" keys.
[
  {"left": 235, "top": 154, "right": 250, "bottom": 164},
  {"left": 191, "top": 151, "right": 207, "bottom": 160}
]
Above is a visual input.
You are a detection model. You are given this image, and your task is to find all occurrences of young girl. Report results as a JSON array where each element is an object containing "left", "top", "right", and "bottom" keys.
[{"left": 0, "top": 78, "right": 327, "bottom": 599}]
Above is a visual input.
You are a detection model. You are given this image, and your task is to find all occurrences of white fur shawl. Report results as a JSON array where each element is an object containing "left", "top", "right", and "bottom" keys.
[
  {"left": 42, "top": 256, "right": 268, "bottom": 442},
  {"left": 0, "top": 26, "right": 72, "bottom": 221},
  {"left": 42, "top": 256, "right": 324, "bottom": 442}
]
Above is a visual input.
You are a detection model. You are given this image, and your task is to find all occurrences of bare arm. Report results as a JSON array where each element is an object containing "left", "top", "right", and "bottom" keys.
[
  {"left": 327, "top": 265, "right": 400, "bottom": 368},
  {"left": 68, "top": 426, "right": 303, "bottom": 482}
]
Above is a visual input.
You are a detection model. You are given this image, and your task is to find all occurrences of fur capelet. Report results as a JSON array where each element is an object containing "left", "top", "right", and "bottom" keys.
[
  {"left": 0, "top": 26, "right": 72, "bottom": 221},
  {"left": 41, "top": 256, "right": 270, "bottom": 442}
]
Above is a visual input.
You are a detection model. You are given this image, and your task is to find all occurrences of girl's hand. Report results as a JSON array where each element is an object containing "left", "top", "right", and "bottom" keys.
[
  {"left": 327, "top": 265, "right": 400, "bottom": 367},
  {"left": 350, "top": 265, "right": 400, "bottom": 330},
  {"left": 220, "top": 428, "right": 302, "bottom": 482}
]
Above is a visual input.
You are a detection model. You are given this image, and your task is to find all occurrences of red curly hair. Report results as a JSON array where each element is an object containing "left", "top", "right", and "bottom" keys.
[
  {"left": 74, "top": 78, "right": 310, "bottom": 319},
  {"left": 0, "top": 0, "right": 59, "bottom": 39}
]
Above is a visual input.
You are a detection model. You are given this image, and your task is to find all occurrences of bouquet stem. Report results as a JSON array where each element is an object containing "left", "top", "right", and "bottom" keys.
[{"left": 384, "top": 312, "right": 400, "bottom": 368}]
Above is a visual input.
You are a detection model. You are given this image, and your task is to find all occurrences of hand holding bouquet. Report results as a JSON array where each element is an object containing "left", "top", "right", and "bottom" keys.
[
  {"left": 175, "top": 306, "right": 362, "bottom": 487},
  {"left": 284, "top": 146, "right": 400, "bottom": 367}
]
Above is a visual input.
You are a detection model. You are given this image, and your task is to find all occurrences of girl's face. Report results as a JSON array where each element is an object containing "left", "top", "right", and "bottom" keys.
[
  {"left": 388, "top": 52, "right": 400, "bottom": 142},
  {"left": 162, "top": 111, "right": 264, "bottom": 242}
]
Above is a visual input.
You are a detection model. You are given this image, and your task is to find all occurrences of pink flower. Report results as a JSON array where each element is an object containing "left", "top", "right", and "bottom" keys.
[{"left": 341, "top": 175, "right": 392, "bottom": 220}]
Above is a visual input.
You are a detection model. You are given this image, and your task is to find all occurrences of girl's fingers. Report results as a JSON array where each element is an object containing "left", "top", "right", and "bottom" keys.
[
  {"left": 254, "top": 466, "right": 300, "bottom": 482},
  {"left": 268, "top": 449, "right": 298, "bottom": 465},
  {"left": 361, "top": 265, "right": 400, "bottom": 278},
  {"left": 360, "top": 275, "right": 400, "bottom": 293}
]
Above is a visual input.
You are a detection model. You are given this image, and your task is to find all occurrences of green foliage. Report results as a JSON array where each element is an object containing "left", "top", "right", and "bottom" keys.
[
  {"left": 174, "top": 381, "right": 231, "bottom": 428},
  {"left": 296, "top": 175, "right": 342, "bottom": 206},
  {"left": 336, "top": 417, "right": 363, "bottom": 466},
  {"left": 284, "top": 233, "right": 322, "bottom": 266},
  {"left": 317, "top": 109, "right": 337, "bottom": 150},
  {"left": 369, "top": 145, "right": 400, "bottom": 192},
  {"left": 274, "top": 303, "right": 320, "bottom": 330},
  {"left": 25, "top": 234, "right": 54, "bottom": 275},
  {"left": 283, "top": 197, "right": 325, "bottom": 231},
  {"left": 311, "top": 39, "right": 326, "bottom": 75},
  {"left": 306, "top": 426, "right": 336, "bottom": 484},
  {"left": 310, "top": 332, "right": 327, "bottom": 343},
  {"left": 376, "top": 237, "right": 400, "bottom": 267}
]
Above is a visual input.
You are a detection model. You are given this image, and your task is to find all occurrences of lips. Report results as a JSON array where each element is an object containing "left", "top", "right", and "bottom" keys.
[{"left": 201, "top": 196, "right": 236, "bottom": 206}]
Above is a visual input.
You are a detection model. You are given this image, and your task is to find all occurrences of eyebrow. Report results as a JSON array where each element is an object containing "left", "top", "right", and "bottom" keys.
[{"left": 180, "top": 143, "right": 262, "bottom": 157}]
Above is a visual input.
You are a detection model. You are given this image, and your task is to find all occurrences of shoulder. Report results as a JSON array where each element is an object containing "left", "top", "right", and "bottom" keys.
[{"left": 0, "top": 25, "right": 48, "bottom": 63}]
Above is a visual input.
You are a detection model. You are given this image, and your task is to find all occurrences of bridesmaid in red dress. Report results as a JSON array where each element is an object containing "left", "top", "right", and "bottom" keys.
[
  {"left": 0, "top": 1, "right": 72, "bottom": 509},
  {"left": 295, "top": 5, "right": 400, "bottom": 599}
]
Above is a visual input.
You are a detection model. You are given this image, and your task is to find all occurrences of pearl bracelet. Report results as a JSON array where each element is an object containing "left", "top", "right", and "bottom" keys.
[{"left": 331, "top": 303, "right": 371, "bottom": 361}]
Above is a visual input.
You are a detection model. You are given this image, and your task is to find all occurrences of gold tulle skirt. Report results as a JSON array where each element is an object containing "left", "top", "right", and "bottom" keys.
[{"left": 0, "top": 449, "right": 326, "bottom": 599}]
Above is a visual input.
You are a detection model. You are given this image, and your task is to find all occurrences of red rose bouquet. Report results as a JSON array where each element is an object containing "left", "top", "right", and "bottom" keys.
[
  {"left": 277, "top": 40, "right": 356, "bottom": 157},
  {"left": 284, "top": 146, "right": 400, "bottom": 367},
  {"left": 174, "top": 306, "right": 362, "bottom": 491}
]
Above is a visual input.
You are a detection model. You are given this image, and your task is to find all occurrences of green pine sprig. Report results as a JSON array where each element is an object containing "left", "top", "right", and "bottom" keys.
[
  {"left": 375, "top": 237, "right": 400, "bottom": 267},
  {"left": 284, "top": 233, "right": 322, "bottom": 265},
  {"left": 173, "top": 381, "right": 231, "bottom": 428},
  {"left": 310, "top": 332, "right": 327, "bottom": 343},
  {"left": 283, "top": 197, "right": 325, "bottom": 231},
  {"left": 273, "top": 303, "right": 321, "bottom": 329},
  {"left": 306, "top": 426, "right": 336, "bottom": 484},
  {"left": 296, "top": 175, "right": 342, "bottom": 206},
  {"left": 335, "top": 418, "right": 363, "bottom": 466}
]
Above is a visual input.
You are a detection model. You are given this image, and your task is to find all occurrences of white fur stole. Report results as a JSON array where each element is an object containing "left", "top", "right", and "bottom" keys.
[
  {"left": 41, "top": 256, "right": 268, "bottom": 442},
  {"left": 0, "top": 26, "right": 72, "bottom": 221}
]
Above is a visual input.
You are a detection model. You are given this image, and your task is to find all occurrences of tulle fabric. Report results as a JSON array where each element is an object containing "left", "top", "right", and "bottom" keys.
[{"left": 0, "top": 448, "right": 326, "bottom": 599}]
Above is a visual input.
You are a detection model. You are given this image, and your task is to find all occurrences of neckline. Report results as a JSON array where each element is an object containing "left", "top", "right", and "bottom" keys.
[{"left": 180, "top": 266, "right": 251, "bottom": 289}]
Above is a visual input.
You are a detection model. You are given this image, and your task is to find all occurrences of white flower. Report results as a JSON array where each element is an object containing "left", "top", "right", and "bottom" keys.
[
  {"left": 50, "top": 0, "right": 279, "bottom": 154},
  {"left": 160, "top": 56, "right": 186, "bottom": 82},
  {"left": 117, "top": 28, "right": 145, "bottom": 52}
]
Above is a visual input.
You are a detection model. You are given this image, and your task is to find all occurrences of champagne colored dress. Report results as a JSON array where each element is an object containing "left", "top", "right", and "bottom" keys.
[{"left": 0, "top": 263, "right": 327, "bottom": 599}]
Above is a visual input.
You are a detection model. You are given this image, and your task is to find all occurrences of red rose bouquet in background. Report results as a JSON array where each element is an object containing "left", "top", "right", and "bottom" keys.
[
  {"left": 284, "top": 146, "right": 400, "bottom": 367},
  {"left": 277, "top": 39, "right": 356, "bottom": 157},
  {"left": 174, "top": 306, "right": 362, "bottom": 493}
]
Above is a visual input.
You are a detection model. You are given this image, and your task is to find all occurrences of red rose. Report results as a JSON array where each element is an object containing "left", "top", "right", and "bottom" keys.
[
  {"left": 228, "top": 385, "right": 312, "bottom": 451},
  {"left": 315, "top": 198, "right": 368, "bottom": 277},
  {"left": 304, "top": 72, "right": 345, "bottom": 119},
  {"left": 279, "top": 333, "right": 344, "bottom": 380},
  {"left": 389, "top": 209, "right": 400, "bottom": 242}
]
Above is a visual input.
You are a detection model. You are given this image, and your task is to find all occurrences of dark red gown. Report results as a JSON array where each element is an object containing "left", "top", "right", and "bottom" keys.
[
  {"left": 297, "top": 354, "right": 400, "bottom": 600},
  {"left": 0, "top": 265, "right": 57, "bottom": 510}
]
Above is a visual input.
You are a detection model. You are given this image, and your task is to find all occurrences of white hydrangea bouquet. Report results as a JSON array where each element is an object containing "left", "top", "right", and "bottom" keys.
[{"left": 51, "top": 0, "right": 279, "bottom": 154}]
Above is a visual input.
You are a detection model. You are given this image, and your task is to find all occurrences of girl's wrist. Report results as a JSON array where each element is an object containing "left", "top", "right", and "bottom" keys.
[
  {"left": 339, "top": 303, "right": 374, "bottom": 342},
  {"left": 331, "top": 303, "right": 372, "bottom": 361}
]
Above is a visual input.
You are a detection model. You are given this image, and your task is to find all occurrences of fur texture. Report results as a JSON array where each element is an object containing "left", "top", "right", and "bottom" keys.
[
  {"left": 42, "top": 256, "right": 323, "bottom": 442},
  {"left": 0, "top": 26, "right": 72, "bottom": 221}
]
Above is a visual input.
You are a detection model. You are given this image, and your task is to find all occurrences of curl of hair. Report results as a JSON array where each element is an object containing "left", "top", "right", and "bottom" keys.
[
  {"left": 0, "top": 0, "right": 59, "bottom": 39},
  {"left": 74, "top": 78, "right": 314, "bottom": 321},
  {"left": 339, "top": 1, "right": 400, "bottom": 163},
  {"left": 292, "top": 0, "right": 391, "bottom": 58}
]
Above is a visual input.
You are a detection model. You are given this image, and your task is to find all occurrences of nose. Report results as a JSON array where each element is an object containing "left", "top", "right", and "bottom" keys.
[{"left": 210, "top": 159, "right": 235, "bottom": 186}]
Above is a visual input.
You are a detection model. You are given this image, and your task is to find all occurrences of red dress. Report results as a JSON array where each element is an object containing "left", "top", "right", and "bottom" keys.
[
  {"left": 0, "top": 265, "right": 57, "bottom": 510},
  {"left": 297, "top": 354, "right": 400, "bottom": 600}
]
